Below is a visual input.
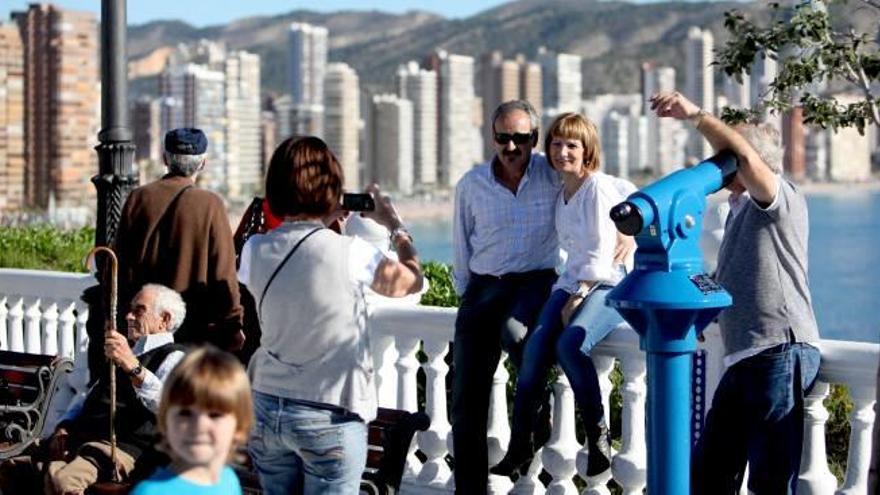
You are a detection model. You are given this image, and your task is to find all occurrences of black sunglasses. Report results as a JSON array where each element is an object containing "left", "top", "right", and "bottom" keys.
[{"left": 494, "top": 130, "right": 536, "bottom": 145}]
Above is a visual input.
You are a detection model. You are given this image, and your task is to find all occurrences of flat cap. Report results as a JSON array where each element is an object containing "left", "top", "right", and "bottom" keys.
[{"left": 164, "top": 128, "right": 208, "bottom": 155}]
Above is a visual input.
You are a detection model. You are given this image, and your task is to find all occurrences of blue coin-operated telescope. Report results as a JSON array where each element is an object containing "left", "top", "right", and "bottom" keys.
[{"left": 606, "top": 150, "right": 738, "bottom": 495}]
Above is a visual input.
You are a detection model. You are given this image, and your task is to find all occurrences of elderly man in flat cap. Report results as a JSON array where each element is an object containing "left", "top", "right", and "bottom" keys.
[{"left": 108, "top": 128, "right": 244, "bottom": 359}]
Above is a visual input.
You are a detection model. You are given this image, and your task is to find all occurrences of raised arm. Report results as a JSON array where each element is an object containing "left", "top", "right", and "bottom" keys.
[
  {"left": 649, "top": 91, "right": 778, "bottom": 205},
  {"left": 361, "top": 184, "right": 423, "bottom": 298}
]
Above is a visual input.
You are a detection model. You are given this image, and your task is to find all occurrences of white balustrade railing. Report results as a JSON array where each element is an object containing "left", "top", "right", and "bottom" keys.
[{"left": 1, "top": 268, "right": 877, "bottom": 494}]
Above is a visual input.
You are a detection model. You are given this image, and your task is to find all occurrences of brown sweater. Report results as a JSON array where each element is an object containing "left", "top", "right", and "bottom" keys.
[{"left": 115, "top": 175, "right": 243, "bottom": 347}]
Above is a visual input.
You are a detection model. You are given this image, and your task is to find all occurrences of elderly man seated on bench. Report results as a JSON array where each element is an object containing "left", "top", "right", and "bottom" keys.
[{"left": 0, "top": 284, "right": 187, "bottom": 495}]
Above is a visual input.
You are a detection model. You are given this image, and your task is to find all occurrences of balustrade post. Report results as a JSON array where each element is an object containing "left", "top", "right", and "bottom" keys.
[
  {"left": 42, "top": 301, "right": 59, "bottom": 356},
  {"left": 24, "top": 298, "right": 41, "bottom": 354},
  {"left": 837, "top": 385, "right": 876, "bottom": 494},
  {"left": 0, "top": 296, "right": 8, "bottom": 351},
  {"left": 798, "top": 381, "right": 838, "bottom": 494},
  {"left": 69, "top": 303, "right": 91, "bottom": 393},
  {"left": 394, "top": 337, "right": 423, "bottom": 481},
  {"left": 611, "top": 354, "right": 647, "bottom": 495},
  {"left": 372, "top": 333, "right": 398, "bottom": 408},
  {"left": 487, "top": 353, "right": 514, "bottom": 494},
  {"left": 580, "top": 356, "right": 616, "bottom": 495},
  {"left": 542, "top": 371, "right": 580, "bottom": 494},
  {"left": 414, "top": 338, "right": 453, "bottom": 489},
  {"left": 58, "top": 302, "right": 77, "bottom": 359}
]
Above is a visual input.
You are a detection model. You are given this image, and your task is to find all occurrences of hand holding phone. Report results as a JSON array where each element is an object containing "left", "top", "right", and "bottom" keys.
[{"left": 342, "top": 192, "right": 376, "bottom": 212}]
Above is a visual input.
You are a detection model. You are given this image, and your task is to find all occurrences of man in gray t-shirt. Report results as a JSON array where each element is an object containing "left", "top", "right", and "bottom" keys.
[{"left": 651, "top": 91, "right": 821, "bottom": 495}]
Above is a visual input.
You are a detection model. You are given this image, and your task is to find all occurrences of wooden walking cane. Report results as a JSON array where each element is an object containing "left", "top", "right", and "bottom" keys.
[{"left": 84, "top": 247, "right": 122, "bottom": 485}]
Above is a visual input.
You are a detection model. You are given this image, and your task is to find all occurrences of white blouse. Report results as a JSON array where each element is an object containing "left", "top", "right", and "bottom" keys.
[{"left": 553, "top": 172, "right": 631, "bottom": 294}]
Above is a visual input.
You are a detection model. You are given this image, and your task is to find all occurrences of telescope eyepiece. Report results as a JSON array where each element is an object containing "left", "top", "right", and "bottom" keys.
[{"left": 610, "top": 201, "right": 644, "bottom": 236}]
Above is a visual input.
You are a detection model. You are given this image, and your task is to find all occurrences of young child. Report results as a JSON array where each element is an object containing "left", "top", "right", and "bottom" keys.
[{"left": 132, "top": 346, "right": 253, "bottom": 495}]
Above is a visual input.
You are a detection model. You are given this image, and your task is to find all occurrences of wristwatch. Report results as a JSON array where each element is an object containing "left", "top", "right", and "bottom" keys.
[
  {"left": 389, "top": 226, "right": 413, "bottom": 243},
  {"left": 127, "top": 362, "right": 144, "bottom": 378}
]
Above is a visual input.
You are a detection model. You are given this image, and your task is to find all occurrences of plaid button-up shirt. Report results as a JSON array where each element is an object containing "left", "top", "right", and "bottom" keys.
[{"left": 452, "top": 153, "right": 562, "bottom": 295}]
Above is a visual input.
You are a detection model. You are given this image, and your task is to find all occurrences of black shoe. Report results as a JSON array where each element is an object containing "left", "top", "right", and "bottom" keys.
[
  {"left": 489, "top": 441, "right": 534, "bottom": 477},
  {"left": 585, "top": 423, "right": 612, "bottom": 477}
]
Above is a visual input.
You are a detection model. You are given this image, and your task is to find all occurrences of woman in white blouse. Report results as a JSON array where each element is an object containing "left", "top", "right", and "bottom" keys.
[{"left": 492, "top": 113, "right": 631, "bottom": 479}]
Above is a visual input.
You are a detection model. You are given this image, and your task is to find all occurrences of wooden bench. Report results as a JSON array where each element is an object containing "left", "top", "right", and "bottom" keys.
[
  {"left": 236, "top": 407, "right": 431, "bottom": 494},
  {"left": 0, "top": 350, "right": 73, "bottom": 460}
]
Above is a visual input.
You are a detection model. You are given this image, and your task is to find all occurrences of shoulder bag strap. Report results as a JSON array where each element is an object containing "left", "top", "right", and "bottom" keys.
[
  {"left": 258, "top": 226, "right": 323, "bottom": 317},
  {"left": 137, "top": 184, "right": 194, "bottom": 262}
]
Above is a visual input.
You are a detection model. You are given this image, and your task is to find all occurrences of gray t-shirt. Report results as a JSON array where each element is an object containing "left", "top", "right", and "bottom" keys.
[{"left": 715, "top": 179, "right": 820, "bottom": 356}]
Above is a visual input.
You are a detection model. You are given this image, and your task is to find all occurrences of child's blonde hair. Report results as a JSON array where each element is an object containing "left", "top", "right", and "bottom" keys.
[{"left": 158, "top": 346, "right": 254, "bottom": 454}]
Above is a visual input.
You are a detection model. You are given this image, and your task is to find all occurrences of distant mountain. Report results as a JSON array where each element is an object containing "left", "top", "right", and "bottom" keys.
[{"left": 126, "top": 0, "right": 879, "bottom": 98}]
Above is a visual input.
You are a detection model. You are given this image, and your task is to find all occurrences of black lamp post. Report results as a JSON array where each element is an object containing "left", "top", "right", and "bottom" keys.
[{"left": 93, "top": 0, "right": 137, "bottom": 248}]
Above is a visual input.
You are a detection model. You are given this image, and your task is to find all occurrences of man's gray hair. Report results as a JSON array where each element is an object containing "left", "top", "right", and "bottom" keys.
[
  {"left": 164, "top": 152, "right": 206, "bottom": 177},
  {"left": 737, "top": 123, "right": 784, "bottom": 174},
  {"left": 142, "top": 283, "right": 186, "bottom": 333},
  {"left": 491, "top": 99, "right": 541, "bottom": 133}
]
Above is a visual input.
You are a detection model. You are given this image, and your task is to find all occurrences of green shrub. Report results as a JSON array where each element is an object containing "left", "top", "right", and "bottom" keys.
[
  {"left": 419, "top": 261, "right": 460, "bottom": 307},
  {"left": 0, "top": 226, "right": 94, "bottom": 272}
]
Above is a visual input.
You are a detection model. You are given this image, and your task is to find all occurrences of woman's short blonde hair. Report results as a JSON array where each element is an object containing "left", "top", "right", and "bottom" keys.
[
  {"left": 158, "top": 346, "right": 254, "bottom": 453},
  {"left": 544, "top": 112, "right": 602, "bottom": 173}
]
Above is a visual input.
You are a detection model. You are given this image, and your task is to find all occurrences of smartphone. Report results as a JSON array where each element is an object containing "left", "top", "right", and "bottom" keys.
[{"left": 342, "top": 192, "right": 375, "bottom": 212}]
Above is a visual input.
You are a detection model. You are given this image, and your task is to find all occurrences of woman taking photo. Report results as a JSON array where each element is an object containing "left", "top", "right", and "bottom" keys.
[
  {"left": 238, "top": 135, "right": 422, "bottom": 494},
  {"left": 491, "top": 113, "right": 632, "bottom": 479}
]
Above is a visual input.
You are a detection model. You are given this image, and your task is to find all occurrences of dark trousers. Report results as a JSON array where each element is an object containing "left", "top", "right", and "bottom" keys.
[
  {"left": 692, "top": 342, "right": 821, "bottom": 495},
  {"left": 451, "top": 270, "right": 556, "bottom": 494}
]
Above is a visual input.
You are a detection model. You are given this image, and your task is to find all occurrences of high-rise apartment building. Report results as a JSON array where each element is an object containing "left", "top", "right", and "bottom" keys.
[
  {"left": 537, "top": 47, "right": 582, "bottom": 115},
  {"left": 0, "top": 21, "right": 24, "bottom": 213},
  {"left": 604, "top": 112, "right": 630, "bottom": 179},
  {"left": 396, "top": 61, "right": 437, "bottom": 187},
  {"left": 685, "top": 27, "right": 714, "bottom": 159},
  {"left": 370, "top": 94, "right": 413, "bottom": 194},
  {"left": 641, "top": 62, "right": 685, "bottom": 175},
  {"left": 225, "top": 50, "right": 261, "bottom": 198},
  {"left": 425, "top": 51, "right": 479, "bottom": 187},
  {"left": 16, "top": 4, "right": 99, "bottom": 210},
  {"left": 479, "top": 51, "right": 543, "bottom": 159},
  {"left": 288, "top": 22, "right": 327, "bottom": 137},
  {"left": 131, "top": 97, "right": 162, "bottom": 165},
  {"left": 723, "top": 74, "right": 750, "bottom": 109},
  {"left": 160, "top": 63, "right": 227, "bottom": 192},
  {"left": 325, "top": 62, "right": 361, "bottom": 189}
]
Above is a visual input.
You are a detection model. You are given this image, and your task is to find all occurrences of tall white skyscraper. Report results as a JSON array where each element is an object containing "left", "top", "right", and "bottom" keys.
[
  {"left": 604, "top": 111, "right": 630, "bottom": 179},
  {"left": 723, "top": 74, "right": 750, "bottom": 109},
  {"left": 750, "top": 53, "right": 778, "bottom": 108},
  {"left": 432, "top": 50, "right": 479, "bottom": 187},
  {"left": 225, "top": 50, "right": 261, "bottom": 198},
  {"left": 685, "top": 27, "right": 715, "bottom": 159},
  {"left": 160, "top": 63, "right": 227, "bottom": 192},
  {"left": 642, "top": 62, "right": 685, "bottom": 175},
  {"left": 371, "top": 94, "right": 414, "bottom": 194},
  {"left": 538, "top": 47, "right": 582, "bottom": 115},
  {"left": 324, "top": 62, "right": 361, "bottom": 189},
  {"left": 396, "top": 61, "right": 438, "bottom": 187},
  {"left": 288, "top": 22, "right": 328, "bottom": 136}
]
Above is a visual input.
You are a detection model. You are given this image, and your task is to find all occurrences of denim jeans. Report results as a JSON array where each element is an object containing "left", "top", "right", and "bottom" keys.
[
  {"left": 451, "top": 269, "right": 556, "bottom": 494},
  {"left": 508, "top": 287, "right": 624, "bottom": 453},
  {"left": 248, "top": 391, "right": 368, "bottom": 495},
  {"left": 693, "top": 342, "right": 821, "bottom": 495}
]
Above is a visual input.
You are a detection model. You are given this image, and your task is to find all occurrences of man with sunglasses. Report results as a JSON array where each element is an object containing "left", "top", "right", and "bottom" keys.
[{"left": 451, "top": 100, "right": 561, "bottom": 494}]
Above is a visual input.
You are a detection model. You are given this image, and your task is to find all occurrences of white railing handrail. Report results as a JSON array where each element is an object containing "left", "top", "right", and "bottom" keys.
[{"left": 2, "top": 267, "right": 877, "bottom": 495}]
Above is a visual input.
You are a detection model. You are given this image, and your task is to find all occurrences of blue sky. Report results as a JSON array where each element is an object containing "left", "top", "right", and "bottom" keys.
[{"left": 1, "top": 1, "right": 515, "bottom": 27}]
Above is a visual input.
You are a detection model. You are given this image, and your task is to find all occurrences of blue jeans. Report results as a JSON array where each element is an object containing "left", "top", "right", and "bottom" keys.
[
  {"left": 508, "top": 287, "right": 624, "bottom": 452},
  {"left": 248, "top": 391, "right": 368, "bottom": 495},
  {"left": 693, "top": 342, "right": 821, "bottom": 495}
]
